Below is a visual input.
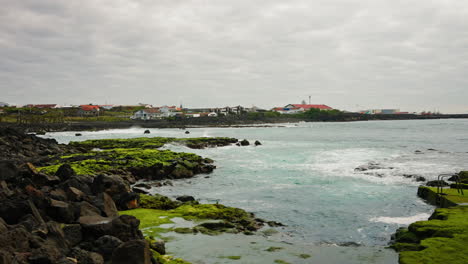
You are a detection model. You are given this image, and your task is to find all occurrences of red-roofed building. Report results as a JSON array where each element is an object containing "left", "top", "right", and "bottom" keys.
[{"left": 78, "top": 105, "right": 100, "bottom": 116}]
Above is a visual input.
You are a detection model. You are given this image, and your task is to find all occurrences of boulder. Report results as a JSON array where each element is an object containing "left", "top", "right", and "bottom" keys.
[
  {"left": 81, "top": 215, "right": 142, "bottom": 242},
  {"left": 114, "top": 192, "right": 139, "bottom": 210},
  {"left": 93, "top": 235, "right": 123, "bottom": 260},
  {"left": 144, "top": 130, "right": 150, "bottom": 134},
  {"left": 93, "top": 193, "right": 119, "bottom": 218},
  {"left": 75, "top": 133, "right": 82, "bottom": 137},
  {"left": 91, "top": 175, "right": 129, "bottom": 197},
  {"left": 0, "top": 198, "right": 31, "bottom": 224},
  {"left": 67, "top": 187, "right": 86, "bottom": 201},
  {"left": 132, "top": 187, "right": 149, "bottom": 194},
  {"left": 55, "top": 164, "right": 76, "bottom": 181},
  {"left": 79, "top": 201, "right": 102, "bottom": 217},
  {"left": 254, "top": 140, "right": 262, "bottom": 146},
  {"left": 47, "top": 199, "right": 76, "bottom": 223},
  {"left": 185, "top": 131, "right": 190, "bottom": 134},
  {"left": 32, "top": 173, "right": 61, "bottom": 186},
  {"left": 240, "top": 139, "right": 250, "bottom": 146},
  {"left": 111, "top": 240, "right": 151, "bottom": 264}
]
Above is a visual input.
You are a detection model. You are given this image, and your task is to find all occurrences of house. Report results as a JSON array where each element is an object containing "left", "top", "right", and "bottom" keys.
[
  {"left": 132, "top": 108, "right": 161, "bottom": 120},
  {"left": 273, "top": 104, "right": 333, "bottom": 114},
  {"left": 78, "top": 105, "right": 100, "bottom": 116},
  {"left": 159, "top": 106, "right": 182, "bottom": 117},
  {"left": 0, "top": 102, "right": 9, "bottom": 107}
]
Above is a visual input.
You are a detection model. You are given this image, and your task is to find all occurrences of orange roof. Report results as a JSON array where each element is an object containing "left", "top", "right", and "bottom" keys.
[{"left": 80, "top": 105, "right": 100, "bottom": 111}]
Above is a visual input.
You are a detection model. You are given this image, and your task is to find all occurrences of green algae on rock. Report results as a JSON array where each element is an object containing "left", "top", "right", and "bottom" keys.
[
  {"left": 392, "top": 206, "right": 468, "bottom": 264},
  {"left": 69, "top": 137, "right": 239, "bottom": 150},
  {"left": 37, "top": 148, "right": 215, "bottom": 180}
]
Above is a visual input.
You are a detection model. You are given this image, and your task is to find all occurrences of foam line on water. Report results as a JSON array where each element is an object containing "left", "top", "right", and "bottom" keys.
[{"left": 369, "top": 213, "right": 431, "bottom": 225}]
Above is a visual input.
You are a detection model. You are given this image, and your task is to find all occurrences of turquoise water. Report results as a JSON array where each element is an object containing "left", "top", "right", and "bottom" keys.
[{"left": 45, "top": 119, "right": 468, "bottom": 263}]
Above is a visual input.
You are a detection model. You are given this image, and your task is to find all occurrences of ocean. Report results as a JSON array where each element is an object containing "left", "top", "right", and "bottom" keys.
[{"left": 44, "top": 119, "right": 468, "bottom": 264}]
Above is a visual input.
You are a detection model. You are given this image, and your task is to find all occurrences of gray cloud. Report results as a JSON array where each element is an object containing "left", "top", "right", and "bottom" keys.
[{"left": 0, "top": 0, "right": 467, "bottom": 113}]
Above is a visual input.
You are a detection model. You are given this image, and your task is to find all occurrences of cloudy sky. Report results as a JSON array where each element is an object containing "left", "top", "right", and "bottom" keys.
[{"left": 1, "top": 0, "right": 467, "bottom": 113}]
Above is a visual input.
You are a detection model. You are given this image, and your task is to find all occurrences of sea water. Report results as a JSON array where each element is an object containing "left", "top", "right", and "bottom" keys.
[{"left": 44, "top": 119, "right": 468, "bottom": 264}]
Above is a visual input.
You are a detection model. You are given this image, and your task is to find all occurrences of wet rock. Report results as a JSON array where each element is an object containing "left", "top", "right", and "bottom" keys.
[
  {"left": 414, "top": 150, "right": 422, "bottom": 154},
  {"left": 149, "top": 239, "right": 165, "bottom": 255},
  {"left": 75, "top": 133, "right": 82, "bottom": 137},
  {"left": 254, "top": 140, "right": 262, "bottom": 146},
  {"left": 93, "top": 235, "right": 123, "bottom": 260},
  {"left": 414, "top": 176, "right": 426, "bottom": 182},
  {"left": 240, "top": 139, "right": 250, "bottom": 146},
  {"left": 144, "top": 130, "right": 150, "bottom": 134},
  {"left": 176, "top": 195, "right": 195, "bottom": 202},
  {"left": 185, "top": 131, "right": 190, "bottom": 134},
  {"left": 91, "top": 175, "right": 129, "bottom": 197},
  {"left": 111, "top": 240, "right": 151, "bottom": 264},
  {"left": 81, "top": 215, "right": 143, "bottom": 242},
  {"left": 426, "top": 180, "right": 449, "bottom": 187},
  {"left": 132, "top": 187, "right": 149, "bottom": 194},
  {"left": 56, "top": 164, "right": 76, "bottom": 181},
  {"left": 134, "top": 183, "right": 151, "bottom": 189}
]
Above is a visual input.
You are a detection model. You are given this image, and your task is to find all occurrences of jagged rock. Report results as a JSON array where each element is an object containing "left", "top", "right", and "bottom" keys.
[
  {"left": 92, "top": 175, "right": 129, "bottom": 197},
  {"left": 50, "top": 188, "right": 68, "bottom": 201},
  {"left": 93, "top": 193, "right": 119, "bottom": 218},
  {"left": 63, "top": 224, "right": 82, "bottom": 247},
  {"left": 56, "top": 164, "right": 76, "bottom": 181},
  {"left": 176, "top": 195, "right": 195, "bottom": 202},
  {"left": 79, "top": 201, "right": 102, "bottom": 217},
  {"left": 254, "top": 140, "right": 262, "bottom": 146},
  {"left": 68, "top": 248, "right": 104, "bottom": 264},
  {"left": 67, "top": 187, "right": 86, "bottom": 201},
  {"left": 47, "top": 199, "right": 76, "bottom": 223},
  {"left": 0, "top": 198, "right": 31, "bottom": 224},
  {"left": 240, "top": 139, "right": 250, "bottom": 146},
  {"left": 32, "top": 173, "right": 61, "bottom": 186},
  {"left": 111, "top": 240, "right": 151, "bottom": 264},
  {"left": 93, "top": 235, "right": 123, "bottom": 260},
  {"left": 81, "top": 215, "right": 143, "bottom": 242},
  {"left": 0, "top": 160, "right": 18, "bottom": 182},
  {"left": 0, "top": 180, "right": 14, "bottom": 198}
]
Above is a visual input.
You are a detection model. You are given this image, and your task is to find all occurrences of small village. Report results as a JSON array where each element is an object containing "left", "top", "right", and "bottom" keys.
[{"left": 0, "top": 101, "right": 437, "bottom": 122}]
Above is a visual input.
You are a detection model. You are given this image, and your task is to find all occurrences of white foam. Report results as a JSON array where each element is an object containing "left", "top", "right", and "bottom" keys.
[{"left": 369, "top": 213, "right": 431, "bottom": 225}]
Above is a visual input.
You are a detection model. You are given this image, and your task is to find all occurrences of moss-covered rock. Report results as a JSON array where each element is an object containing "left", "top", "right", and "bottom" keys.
[
  {"left": 69, "top": 137, "right": 238, "bottom": 150},
  {"left": 38, "top": 148, "right": 214, "bottom": 181},
  {"left": 139, "top": 194, "right": 180, "bottom": 210},
  {"left": 392, "top": 206, "right": 468, "bottom": 264}
]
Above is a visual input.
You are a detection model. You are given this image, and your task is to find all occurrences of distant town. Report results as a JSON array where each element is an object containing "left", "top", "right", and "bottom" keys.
[{"left": 0, "top": 101, "right": 442, "bottom": 122}]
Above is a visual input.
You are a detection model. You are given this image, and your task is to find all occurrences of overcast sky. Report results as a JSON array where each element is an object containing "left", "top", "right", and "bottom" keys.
[{"left": 1, "top": 0, "right": 467, "bottom": 113}]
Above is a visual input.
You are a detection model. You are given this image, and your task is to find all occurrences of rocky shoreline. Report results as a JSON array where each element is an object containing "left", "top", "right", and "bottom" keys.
[
  {"left": 0, "top": 128, "right": 270, "bottom": 264},
  {"left": 390, "top": 172, "right": 468, "bottom": 264}
]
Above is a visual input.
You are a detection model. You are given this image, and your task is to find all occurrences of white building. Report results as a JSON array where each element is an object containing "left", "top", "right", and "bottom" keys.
[{"left": 132, "top": 108, "right": 161, "bottom": 120}]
